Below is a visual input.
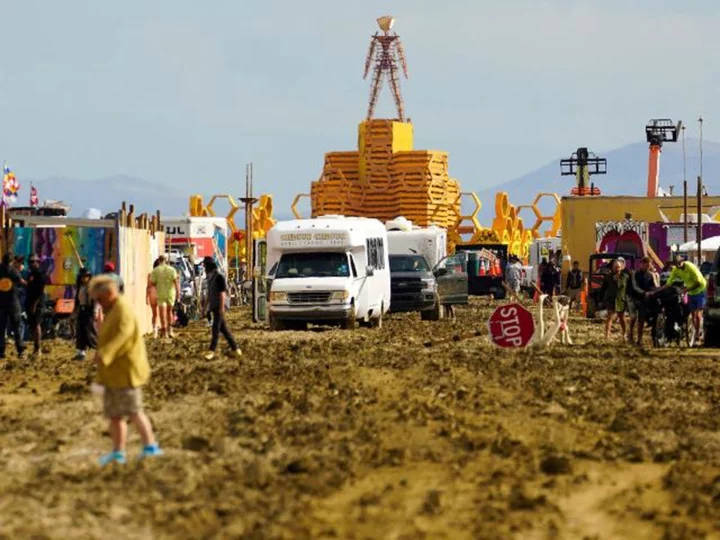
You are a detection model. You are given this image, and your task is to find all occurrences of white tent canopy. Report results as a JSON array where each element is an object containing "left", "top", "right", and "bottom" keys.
[{"left": 678, "top": 235, "right": 720, "bottom": 253}]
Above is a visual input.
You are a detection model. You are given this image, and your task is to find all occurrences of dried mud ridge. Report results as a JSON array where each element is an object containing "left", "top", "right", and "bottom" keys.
[{"left": 0, "top": 299, "right": 718, "bottom": 539}]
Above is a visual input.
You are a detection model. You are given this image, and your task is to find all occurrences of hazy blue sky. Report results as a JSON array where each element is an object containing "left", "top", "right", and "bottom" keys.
[{"left": 1, "top": 0, "right": 719, "bottom": 213}]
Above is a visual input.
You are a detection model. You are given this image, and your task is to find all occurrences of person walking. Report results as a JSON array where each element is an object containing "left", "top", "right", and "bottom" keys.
[
  {"left": 25, "top": 255, "right": 47, "bottom": 357},
  {"left": 0, "top": 254, "right": 25, "bottom": 359},
  {"left": 12, "top": 256, "right": 27, "bottom": 343},
  {"left": 74, "top": 268, "right": 98, "bottom": 360},
  {"left": 203, "top": 257, "right": 242, "bottom": 360},
  {"left": 626, "top": 257, "right": 656, "bottom": 346},
  {"left": 600, "top": 258, "right": 630, "bottom": 340},
  {"left": 146, "top": 259, "right": 160, "bottom": 337},
  {"left": 540, "top": 258, "right": 561, "bottom": 297},
  {"left": 504, "top": 255, "right": 522, "bottom": 301},
  {"left": 150, "top": 255, "right": 180, "bottom": 338},
  {"left": 89, "top": 275, "right": 162, "bottom": 466},
  {"left": 565, "top": 260, "right": 585, "bottom": 313}
]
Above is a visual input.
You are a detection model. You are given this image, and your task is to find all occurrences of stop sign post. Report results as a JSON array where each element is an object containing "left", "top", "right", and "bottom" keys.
[{"left": 488, "top": 303, "right": 535, "bottom": 348}]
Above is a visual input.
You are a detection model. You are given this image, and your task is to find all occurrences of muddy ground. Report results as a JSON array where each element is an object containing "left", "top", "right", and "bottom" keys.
[{"left": 0, "top": 298, "right": 718, "bottom": 539}]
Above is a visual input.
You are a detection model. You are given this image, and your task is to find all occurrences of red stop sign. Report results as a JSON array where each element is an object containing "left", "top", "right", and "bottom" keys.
[{"left": 488, "top": 303, "right": 535, "bottom": 348}]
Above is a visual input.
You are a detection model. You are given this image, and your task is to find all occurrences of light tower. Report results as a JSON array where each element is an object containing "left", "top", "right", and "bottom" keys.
[
  {"left": 560, "top": 147, "right": 606, "bottom": 196},
  {"left": 363, "top": 16, "right": 409, "bottom": 122},
  {"left": 646, "top": 119, "right": 682, "bottom": 198}
]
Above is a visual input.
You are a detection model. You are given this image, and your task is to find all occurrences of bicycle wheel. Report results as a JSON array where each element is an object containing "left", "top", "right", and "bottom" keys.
[
  {"left": 685, "top": 315, "right": 697, "bottom": 348},
  {"left": 653, "top": 312, "right": 669, "bottom": 348}
]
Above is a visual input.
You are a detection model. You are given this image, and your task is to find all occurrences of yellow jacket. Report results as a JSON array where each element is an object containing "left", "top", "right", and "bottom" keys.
[{"left": 97, "top": 296, "right": 150, "bottom": 389}]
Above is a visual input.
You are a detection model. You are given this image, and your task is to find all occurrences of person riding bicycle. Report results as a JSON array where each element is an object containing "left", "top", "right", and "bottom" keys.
[{"left": 649, "top": 255, "right": 706, "bottom": 343}]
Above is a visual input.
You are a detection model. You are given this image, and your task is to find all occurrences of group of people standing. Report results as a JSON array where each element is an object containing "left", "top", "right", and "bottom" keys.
[
  {"left": 599, "top": 255, "right": 707, "bottom": 345},
  {"left": 0, "top": 253, "right": 48, "bottom": 358}
]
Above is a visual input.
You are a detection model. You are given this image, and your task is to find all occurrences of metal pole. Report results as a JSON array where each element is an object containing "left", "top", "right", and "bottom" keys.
[
  {"left": 699, "top": 117, "right": 704, "bottom": 182},
  {"left": 682, "top": 124, "right": 686, "bottom": 188},
  {"left": 683, "top": 180, "right": 688, "bottom": 244},
  {"left": 697, "top": 175, "right": 702, "bottom": 263}
]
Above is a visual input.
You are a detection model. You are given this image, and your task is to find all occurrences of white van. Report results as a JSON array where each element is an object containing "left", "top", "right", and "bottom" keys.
[{"left": 266, "top": 216, "right": 390, "bottom": 330}]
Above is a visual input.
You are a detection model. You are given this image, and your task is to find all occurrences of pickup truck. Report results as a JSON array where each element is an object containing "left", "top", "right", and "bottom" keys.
[
  {"left": 703, "top": 247, "right": 720, "bottom": 347},
  {"left": 389, "top": 252, "right": 468, "bottom": 321},
  {"left": 455, "top": 243, "right": 508, "bottom": 299}
]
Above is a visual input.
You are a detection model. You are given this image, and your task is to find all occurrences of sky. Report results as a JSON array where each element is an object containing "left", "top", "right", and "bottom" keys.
[{"left": 1, "top": 0, "right": 719, "bottom": 214}]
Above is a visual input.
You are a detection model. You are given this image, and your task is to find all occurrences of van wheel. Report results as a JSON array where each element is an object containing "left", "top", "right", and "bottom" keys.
[
  {"left": 370, "top": 304, "right": 383, "bottom": 329},
  {"left": 342, "top": 310, "right": 356, "bottom": 330},
  {"left": 269, "top": 316, "right": 285, "bottom": 331}
]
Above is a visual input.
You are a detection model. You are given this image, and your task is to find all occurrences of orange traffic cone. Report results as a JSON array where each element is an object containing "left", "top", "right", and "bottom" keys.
[
  {"left": 493, "top": 259, "right": 501, "bottom": 276},
  {"left": 479, "top": 260, "right": 487, "bottom": 276}
]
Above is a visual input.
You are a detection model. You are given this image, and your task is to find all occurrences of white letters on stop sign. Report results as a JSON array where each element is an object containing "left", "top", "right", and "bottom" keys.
[
  {"left": 489, "top": 303, "right": 534, "bottom": 348},
  {"left": 496, "top": 306, "right": 523, "bottom": 345}
]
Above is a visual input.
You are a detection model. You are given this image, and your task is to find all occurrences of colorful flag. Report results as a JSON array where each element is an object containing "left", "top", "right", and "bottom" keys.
[
  {"left": 2, "top": 162, "right": 20, "bottom": 206},
  {"left": 30, "top": 184, "right": 39, "bottom": 207}
]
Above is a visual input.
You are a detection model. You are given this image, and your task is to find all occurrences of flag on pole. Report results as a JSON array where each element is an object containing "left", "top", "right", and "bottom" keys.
[
  {"left": 2, "top": 162, "right": 20, "bottom": 206},
  {"left": 30, "top": 184, "right": 39, "bottom": 207}
]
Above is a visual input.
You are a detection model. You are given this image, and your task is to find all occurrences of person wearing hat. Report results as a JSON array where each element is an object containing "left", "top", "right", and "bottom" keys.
[
  {"left": 74, "top": 267, "right": 98, "bottom": 359},
  {"left": 103, "top": 261, "right": 125, "bottom": 295},
  {"left": 25, "top": 255, "right": 47, "bottom": 357},
  {"left": 202, "top": 256, "right": 241, "bottom": 360},
  {"left": 0, "top": 253, "right": 25, "bottom": 359}
]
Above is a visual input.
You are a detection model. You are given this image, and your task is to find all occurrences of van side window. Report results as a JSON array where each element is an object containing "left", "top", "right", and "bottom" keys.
[
  {"left": 366, "top": 237, "right": 386, "bottom": 270},
  {"left": 349, "top": 255, "right": 358, "bottom": 277}
]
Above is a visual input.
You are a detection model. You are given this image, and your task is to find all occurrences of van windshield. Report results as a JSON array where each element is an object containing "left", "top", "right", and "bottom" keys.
[
  {"left": 389, "top": 255, "right": 430, "bottom": 272},
  {"left": 276, "top": 252, "right": 350, "bottom": 278}
]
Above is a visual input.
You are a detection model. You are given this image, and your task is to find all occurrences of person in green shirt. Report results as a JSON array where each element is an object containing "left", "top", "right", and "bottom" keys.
[
  {"left": 650, "top": 256, "right": 707, "bottom": 342},
  {"left": 150, "top": 255, "right": 180, "bottom": 339}
]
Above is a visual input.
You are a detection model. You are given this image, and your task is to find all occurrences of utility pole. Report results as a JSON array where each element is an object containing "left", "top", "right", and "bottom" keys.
[
  {"left": 682, "top": 124, "right": 688, "bottom": 244},
  {"left": 697, "top": 117, "right": 704, "bottom": 263},
  {"left": 697, "top": 175, "right": 702, "bottom": 263},
  {"left": 240, "top": 163, "right": 258, "bottom": 272}
]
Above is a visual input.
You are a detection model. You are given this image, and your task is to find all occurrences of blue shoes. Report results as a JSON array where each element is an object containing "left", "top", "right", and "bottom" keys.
[
  {"left": 140, "top": 443, "right": 164, "bottom": 459},
  {"left": 99, "top": 444, "right": 163, "bottom": 466},
  {"left": 99, "top": 450, "right": 127, "bottom": 466}
]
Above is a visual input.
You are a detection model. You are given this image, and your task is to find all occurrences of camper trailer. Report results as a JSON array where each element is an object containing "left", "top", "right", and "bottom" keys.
[
  {"left": 385, "top": 218, "right": 447, "bottom": 267},
  {"left": 266, "top": 216, "right": 390, "bottom": 330}
]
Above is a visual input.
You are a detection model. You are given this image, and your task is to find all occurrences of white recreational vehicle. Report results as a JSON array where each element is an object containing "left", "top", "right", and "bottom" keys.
[
  {"left": 266, "top": 216, "right": 391, "bottom": 330},
  {"left": 385, "top": 217, "right": 447, "bottom": 267}
]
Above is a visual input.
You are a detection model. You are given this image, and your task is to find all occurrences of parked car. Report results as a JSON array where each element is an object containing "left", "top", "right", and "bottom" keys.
[
  {"left": 389, "top": 253, "right": 468, "bottom": 321},
  {"left": 703, "top": 247, "right": 720, "bottom": 347}
]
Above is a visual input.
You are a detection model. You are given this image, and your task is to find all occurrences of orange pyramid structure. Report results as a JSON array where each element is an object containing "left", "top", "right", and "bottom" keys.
[{"left": 311, "top": 119, "right": 461, "bottom": 233}]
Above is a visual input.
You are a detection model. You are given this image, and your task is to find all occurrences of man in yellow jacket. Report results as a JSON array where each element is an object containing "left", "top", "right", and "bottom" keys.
[{"left": 89, "top": 275, "right": 162, "bottom": 465}]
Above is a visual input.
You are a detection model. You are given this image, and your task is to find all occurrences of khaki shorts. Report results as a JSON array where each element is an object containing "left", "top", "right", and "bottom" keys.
[
  {"left": 103, "top": 387, "right": 143, "bottom": 418},
  {"left": 567, "top": 288, "right": 583, "bottom": 303}
]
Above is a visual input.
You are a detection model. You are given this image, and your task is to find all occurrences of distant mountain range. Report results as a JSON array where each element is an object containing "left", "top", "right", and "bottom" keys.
[
  {"left": 27, "top": 175, "right": 189, "bottom": 218},
  {"left": 23, "top": 138, "right": 720, "bottom": 223},
  {"left": 476, "top": 138, "right": 720, "bottom": 222}
]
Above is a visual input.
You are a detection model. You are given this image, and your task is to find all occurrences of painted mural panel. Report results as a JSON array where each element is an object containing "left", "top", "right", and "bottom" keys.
[{"left": 11, "top": 226, "right": 109, "bottom": 299}]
